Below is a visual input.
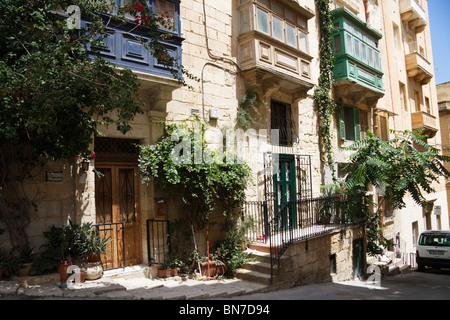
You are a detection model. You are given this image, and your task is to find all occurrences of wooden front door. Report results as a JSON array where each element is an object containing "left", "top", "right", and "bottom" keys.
[{"left": 95, "top": 164, "right": 142, "bottom": 269}]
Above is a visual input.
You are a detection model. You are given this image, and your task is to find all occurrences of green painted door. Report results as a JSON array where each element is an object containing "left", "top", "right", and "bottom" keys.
[{"left": 274, "top": 154, "right": 297, "bottom": 229}]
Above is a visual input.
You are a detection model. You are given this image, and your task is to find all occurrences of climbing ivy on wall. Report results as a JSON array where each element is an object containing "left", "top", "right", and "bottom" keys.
[{"left": 314, "top": 0, "right": 336, "bottom": 181}]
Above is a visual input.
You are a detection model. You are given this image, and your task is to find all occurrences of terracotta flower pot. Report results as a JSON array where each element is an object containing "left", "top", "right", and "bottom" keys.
[
  {"left": 157, "top": 268, "right": 178, "bottom": 278},
  {"left": 58, "top": 261, "right": 72, "bottom": 283},
  {"left": 200, "top": 261, "right": 226, "bottom": 277},
  {"left": 75, "top": 269, "right": 87, "bottom": 283},
  {"left": 87, "top": 254, "right": 99, "bottom": 263},
  {"left": 18, "top": 262, "right": 33, "bottom": 277}
]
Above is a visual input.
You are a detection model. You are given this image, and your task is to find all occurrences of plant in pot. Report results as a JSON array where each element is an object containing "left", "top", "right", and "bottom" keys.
[
  {"left": 17, "top": 244, "right": 35, "bottom": 277},
  {"left": 157, "top": 258, "right": 180, "bottom": 278},
  {"left": 197, "top": 253, "right": 226, "bottom": 278},
  {"left": 74, "top": 222, "right": 110, "bottom": 281}
]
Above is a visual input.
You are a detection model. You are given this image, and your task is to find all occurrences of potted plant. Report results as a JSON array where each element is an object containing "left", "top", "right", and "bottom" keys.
[
  {"left": 17, "top": 244, "right": 35, "bottom": 277},
  {"left": 157, "top": 258, "right": 180, "bottom": 278},
  {"left": 73, "top": 222, "right": 110, "bottom": 280},
  {"left": 198, "top": 253, "right": 226, "bottom": 277}
]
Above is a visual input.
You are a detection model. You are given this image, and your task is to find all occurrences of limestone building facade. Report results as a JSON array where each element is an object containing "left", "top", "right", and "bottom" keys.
[{"left": 3, "top": 0, "right": 447, "bottom": 280}]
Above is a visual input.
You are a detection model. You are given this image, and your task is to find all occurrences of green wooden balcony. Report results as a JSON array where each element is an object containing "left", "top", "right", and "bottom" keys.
[{"left": 331, "top": 7, "right": 384, "bottom": 106}]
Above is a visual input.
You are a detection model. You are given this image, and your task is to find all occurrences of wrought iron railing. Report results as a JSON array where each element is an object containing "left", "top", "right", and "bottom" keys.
[
  {"left": 146, "top": 219, "right": 172, "bottom": 266},
  {"left": 242, "top": 194, "right": 366, "bottom": 282}
]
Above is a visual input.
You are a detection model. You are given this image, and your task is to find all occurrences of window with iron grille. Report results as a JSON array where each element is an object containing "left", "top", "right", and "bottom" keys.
[{"left": 94, "top": 137, "right": 140, "bottom": 162}]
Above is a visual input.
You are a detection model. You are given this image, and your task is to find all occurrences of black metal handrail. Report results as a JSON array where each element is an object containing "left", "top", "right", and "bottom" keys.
[
  {"left": 263, "top": 194, "right": 365, "bottom": 282},
  {"left": 241, "top": 195, "right": 366, "bottom": 282}
]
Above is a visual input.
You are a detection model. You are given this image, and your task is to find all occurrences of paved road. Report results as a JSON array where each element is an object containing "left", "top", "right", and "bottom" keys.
[{"left": 226, "top": 268, "right": 450, "bottom": 300}]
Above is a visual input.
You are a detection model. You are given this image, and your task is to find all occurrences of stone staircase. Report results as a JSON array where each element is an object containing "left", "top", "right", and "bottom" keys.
[
  {"left": 366, "top": 251, "right": 411, "bottom": 277},
  {"left": 235, "top": 243, "right": 290, "bottom": 286}
]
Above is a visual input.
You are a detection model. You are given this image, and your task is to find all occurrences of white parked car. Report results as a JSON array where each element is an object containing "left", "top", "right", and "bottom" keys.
[{"left": 416, "top": 230, "right": 450, "bottom": 271}]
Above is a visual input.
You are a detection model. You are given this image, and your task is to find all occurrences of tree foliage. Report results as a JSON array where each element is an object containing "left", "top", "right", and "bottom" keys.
[
  {"left": 0, "top": 0, "right": 188, "bottom": 250},
  {"left": 343, "top": 129, "right": 450, "bottom": 209}
]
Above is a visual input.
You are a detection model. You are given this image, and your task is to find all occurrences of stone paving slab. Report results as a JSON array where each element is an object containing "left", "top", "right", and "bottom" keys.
[
  {"left": 1, "top": 272, "right": 270, "bottom": 300},
  {"left": 20, "top": 283, "right": 63, "bottom": 298},
  {"left": 0, "top": 281, "right": 20, "bottom": 296}
]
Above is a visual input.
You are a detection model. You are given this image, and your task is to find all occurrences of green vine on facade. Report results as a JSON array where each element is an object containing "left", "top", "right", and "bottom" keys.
[
  {"left": 137, "top": 121, "right": 252, "bottom": 230},
  {"left": 236, "top": 91, "right": 261, "bottom": 130},
  {"left": 314, "top": 0, "right": 336, "bottom": 181}
]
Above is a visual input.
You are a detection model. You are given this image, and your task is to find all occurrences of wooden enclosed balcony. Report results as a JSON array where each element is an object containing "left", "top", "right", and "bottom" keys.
[
  {"left": 400, "top": 0, "right": 427, "bottom": 33},
  {"left": 405, "top": 50, "right": 433, "bottom": 85},
  {"left": 411, "top": 111, "right": 438, "bottom": 138},
  {"left": 331, "top": 7, "right": 384, "bottom": 107},
  {"left": 238, "top": 0, "right": 315, "bottom": 98}
]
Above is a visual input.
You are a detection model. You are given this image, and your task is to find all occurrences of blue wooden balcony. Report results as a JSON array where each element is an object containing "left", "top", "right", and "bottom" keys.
[{"left": 83, "top": 0, "right": 183, "bottom": 81}]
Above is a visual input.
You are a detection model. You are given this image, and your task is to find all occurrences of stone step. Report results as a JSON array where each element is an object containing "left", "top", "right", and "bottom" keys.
[
  {"left": 235, "top": 268, "right": 272, "bottom": 285},
  {"left": 242, "top": 260, "right": 273, "bottom": 274}
]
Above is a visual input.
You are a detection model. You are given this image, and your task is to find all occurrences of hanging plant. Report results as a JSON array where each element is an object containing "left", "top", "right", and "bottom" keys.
[{"left": 314, "top": 0, "right": 337, "bottom": 180}]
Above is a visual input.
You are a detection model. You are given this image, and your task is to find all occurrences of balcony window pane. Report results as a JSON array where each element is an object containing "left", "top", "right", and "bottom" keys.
[
  {"left": 374, "top": 51, "right": 380, "bottom": 70},
  {"left": 257, "top": 7, "right": 269, "bottom": 34},
  {"left": 285, "top": 9, "right": 295, "bottom": 23},
  {"left": 345, "top": 34, "right": 353, "bottom": 55},
  {"left": 286, "top": 23, "right": 296, "bottom": 47},
  {"left": 354, "top": 39, "right": 360, "bottom": 59},
  {"left": 333, "top": 34, "right": 341, "bottom": 54},
  {"left": 361, "top": 43, "right": 367, "bottom": 63},
  {"left": 239, "top": 7, "right": 251, "bottom": 34},
  {"left": 257, "top": 0, "right": 269, "bottom": 7},
  {"left": 299, "top": 30, "right": 309, "bottom": 53},
  {"left": 273, "top": 16, "right": 284, "bottom": 41},
  {"left": 156, "top": 0, "right": 176, "bottom": 30},
  {"left": 272, "top": 2, "right": 283, "bottom": 16}
]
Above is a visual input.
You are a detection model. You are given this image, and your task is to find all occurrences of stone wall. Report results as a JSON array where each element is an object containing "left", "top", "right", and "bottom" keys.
[{"left": 273, "top": 226, "right": 366, "bottom": 287}]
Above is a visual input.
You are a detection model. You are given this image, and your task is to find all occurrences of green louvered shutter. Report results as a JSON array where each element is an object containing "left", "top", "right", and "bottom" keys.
[
  {"left": 339, "top": 108, "right": 346, "bottom": 140},
  {"left": 353, "top": 108, "right": 361, "bottom": 141}
]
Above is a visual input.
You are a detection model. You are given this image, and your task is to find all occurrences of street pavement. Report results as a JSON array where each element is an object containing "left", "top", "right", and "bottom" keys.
[
  {"left": 225, "top": 268, "right": 450, "bottom": 300},
  {"left": 2, "top": 267, "right": 449, "bottom": 301},
  {"left": 1, "top": 267, "right": 449, "bottom": 319}
]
